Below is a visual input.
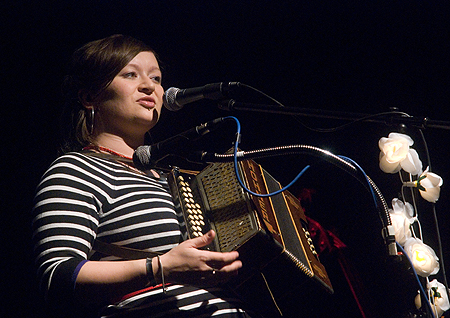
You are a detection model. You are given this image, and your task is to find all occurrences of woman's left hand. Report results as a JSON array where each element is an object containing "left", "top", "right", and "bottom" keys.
[{"left": 156, "top": 230, "right": 242, "bottom": 286}]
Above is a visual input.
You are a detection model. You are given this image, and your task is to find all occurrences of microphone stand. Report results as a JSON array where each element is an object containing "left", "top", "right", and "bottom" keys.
[{"left": 218, "top": 99, "right": 450, "bottom": 130}]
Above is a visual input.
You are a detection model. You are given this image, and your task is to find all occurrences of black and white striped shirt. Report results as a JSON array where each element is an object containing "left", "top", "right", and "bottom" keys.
[{"left": 32, "top": 152, "right": 252, "bottom": 317}]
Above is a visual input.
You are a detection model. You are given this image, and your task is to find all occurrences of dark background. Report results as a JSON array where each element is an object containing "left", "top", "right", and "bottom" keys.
[{"left": 3, "top": 1, "right": 450, "bottom": 317}]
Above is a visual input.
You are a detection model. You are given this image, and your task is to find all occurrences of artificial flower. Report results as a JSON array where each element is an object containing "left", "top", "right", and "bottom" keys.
[
  {"left": 416, "top": 167, "right": 443, "bottom": 203},
  {"left": 379, "top": 133, "right": 422, "bottom": 175},
  {"left": 428, "top": 279, "right": 450, "bottom": 317},
  {"left": 389, "top": 199, "right": 415, "bottom": 245},
  {"left": 404, "top": 237, "right": 439, "bottom": 277}
]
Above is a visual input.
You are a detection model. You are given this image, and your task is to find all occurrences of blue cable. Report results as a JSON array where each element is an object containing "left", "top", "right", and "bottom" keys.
[{"left": 223, "top": 116, "right": 310, "bottom": 197}]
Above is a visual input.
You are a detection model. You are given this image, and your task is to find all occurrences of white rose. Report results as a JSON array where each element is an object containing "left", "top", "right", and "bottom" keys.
[
  {"left": 390, "top": 213, "right": 411, "bottom": 246},
  {"left": 404, "top": 237, "right": 439, "bottom": 277},
  {"left": 389, "top": 199, "right": 415, "bottom": 245},
  {"left": 391, "top": 198, "right": 415, "bottom": 219},
  {"left": 417, "top": 167, "right": 443, "bottom": 203},
  {"left": 428, "top": 279, "right": 450, "bottom": 317},
  {"left": 379, "top": 133, "right": 422, "bottom": 175}
]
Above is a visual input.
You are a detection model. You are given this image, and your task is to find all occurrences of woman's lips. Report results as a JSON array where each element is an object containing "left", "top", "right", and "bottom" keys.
[{"left": 137, "top": 97, "right": 156, "bottom": 108}]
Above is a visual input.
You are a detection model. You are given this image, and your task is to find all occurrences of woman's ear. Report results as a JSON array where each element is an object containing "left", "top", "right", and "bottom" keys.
[{"left": 78, "top": 90, "right": 94, "bottom": 108}]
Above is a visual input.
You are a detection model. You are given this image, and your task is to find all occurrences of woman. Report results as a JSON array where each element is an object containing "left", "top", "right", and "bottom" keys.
[{"left": 32, "top": 34, "right": 254, "bottom": 318}]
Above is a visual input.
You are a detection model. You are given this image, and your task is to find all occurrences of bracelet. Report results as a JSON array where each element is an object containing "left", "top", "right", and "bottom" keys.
[
  {"left": 145, "top": 257, "right": 156, "bottom": 285},
  {"left": 157, "top": 255, "right": 167, "bottom": 294}
]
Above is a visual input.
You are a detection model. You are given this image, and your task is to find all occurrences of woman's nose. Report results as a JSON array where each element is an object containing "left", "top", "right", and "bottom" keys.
[{"left": 138, "top": 77, "right": 155, "bottom": 94}]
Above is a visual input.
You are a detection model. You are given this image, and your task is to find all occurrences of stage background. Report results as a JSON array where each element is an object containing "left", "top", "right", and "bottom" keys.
[{"left": 2, "top": 1, "right": 450, "bottom": 317}]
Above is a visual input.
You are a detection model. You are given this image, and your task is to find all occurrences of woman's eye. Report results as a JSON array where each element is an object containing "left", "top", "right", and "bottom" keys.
[
  {"left": 123, "top": 72, "right": 137, "bottom": 78},
  {"left": 151, "top": 76, "right": 162, "bottom": 83}
]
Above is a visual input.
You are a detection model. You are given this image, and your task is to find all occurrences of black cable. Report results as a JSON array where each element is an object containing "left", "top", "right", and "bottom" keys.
[{"left": 417, "top": 129, "right": 449, "bottom": 302}]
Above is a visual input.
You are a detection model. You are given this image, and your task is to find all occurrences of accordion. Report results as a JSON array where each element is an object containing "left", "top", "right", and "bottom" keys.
[{"left": 168, "top": 158, "right": 333, "bottom": 316}]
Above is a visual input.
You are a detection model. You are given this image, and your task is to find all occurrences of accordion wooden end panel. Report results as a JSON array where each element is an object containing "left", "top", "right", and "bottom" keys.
[{"left": 168, "top": 159, "right": 333, "bottom": 314}]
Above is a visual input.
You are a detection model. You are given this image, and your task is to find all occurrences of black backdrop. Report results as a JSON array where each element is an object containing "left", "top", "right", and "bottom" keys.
[{"left": 3, "top": 1, "right": 450, "bottom": 317}]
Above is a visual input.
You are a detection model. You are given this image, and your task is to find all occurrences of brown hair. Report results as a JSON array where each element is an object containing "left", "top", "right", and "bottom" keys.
[{"left": 60, "top": 34, "right": 158, "bottom": 153}]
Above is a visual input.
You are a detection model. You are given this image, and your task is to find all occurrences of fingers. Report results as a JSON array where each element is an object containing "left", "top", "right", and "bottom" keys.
[
  {"left": 208, "top": 259, "right": 242, "bottom": 274},
  {"left": 187, "top": 230, "right": 215, "bottom": 249},
  {"left": 189, "top": 230, "right": 241, "bottom": 270},
  {"left": 204, "top": 250, "right": 240, "bottom": 268},
  {"left": 161, "top": 230, "right": 243, "bottom": 286},
  {"left": 187, "top": 230, "right": 240, "bottom": 264},
  {"left": 203, "top": 258, "right": 242, "bottom": 285}
]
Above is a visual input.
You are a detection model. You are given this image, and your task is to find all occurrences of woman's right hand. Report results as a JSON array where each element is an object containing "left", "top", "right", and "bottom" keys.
[{"left": 156, "top": 230, "right": 242, "bottom": 286}]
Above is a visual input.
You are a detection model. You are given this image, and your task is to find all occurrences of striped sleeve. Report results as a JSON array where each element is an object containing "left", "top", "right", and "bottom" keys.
[{"left": 32, "top": 154, "right": 102, "bottom": 306}]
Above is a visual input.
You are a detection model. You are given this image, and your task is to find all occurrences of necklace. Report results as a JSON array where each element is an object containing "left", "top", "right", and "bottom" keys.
[
  {"left": 83, "top": 145, "right": 133, "bottom": 160},
  {"left": 82, "top": 144, "right": 161, "bottom": 179}
]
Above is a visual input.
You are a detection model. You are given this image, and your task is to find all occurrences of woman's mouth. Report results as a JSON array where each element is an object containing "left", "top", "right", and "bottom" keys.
[{"left": 137, "top": 97, "right": 156, "bottom": 109}]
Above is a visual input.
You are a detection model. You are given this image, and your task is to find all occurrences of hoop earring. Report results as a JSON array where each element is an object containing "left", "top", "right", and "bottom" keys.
[{"left": 86, "top": 108, "right": 95, "bottom": 135}]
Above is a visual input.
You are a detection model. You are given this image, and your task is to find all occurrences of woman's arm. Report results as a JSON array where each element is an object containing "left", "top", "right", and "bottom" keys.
[
  {"left": 75, "top": 230, "right": 242, "bottom": 305},
  {"left": 74, "top": 259, "right": 148, "bottom": 305}
]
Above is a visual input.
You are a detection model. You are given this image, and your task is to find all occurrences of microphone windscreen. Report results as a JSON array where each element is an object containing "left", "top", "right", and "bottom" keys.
[
  {"left": 133, "top": 146, "right": 151, "bottom": 170},
  {"left": 163, "top": 87, "right": 182, "bottom": 111}
]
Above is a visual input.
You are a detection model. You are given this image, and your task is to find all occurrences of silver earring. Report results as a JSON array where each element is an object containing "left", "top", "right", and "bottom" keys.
[{"left": 86, "top": 108, "right": 95, "bottom": 135}]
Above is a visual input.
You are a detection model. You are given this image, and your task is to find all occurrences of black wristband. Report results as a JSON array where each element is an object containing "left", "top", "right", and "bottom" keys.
[{"left": 146, "top": 257, "right": 156, "bottom": 285}]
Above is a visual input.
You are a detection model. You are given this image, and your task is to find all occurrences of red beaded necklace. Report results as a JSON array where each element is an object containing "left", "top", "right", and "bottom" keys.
[
  {"left": 83, "top": 145, "right": 133, "bottom": 160},
  {"left": 83, "top": 144, "right": 161, "bottom": 178}
]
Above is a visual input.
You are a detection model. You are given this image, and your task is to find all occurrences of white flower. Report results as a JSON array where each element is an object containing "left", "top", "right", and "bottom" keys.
[
  {"left": 428, "top": 279, "right": 450, "bottom": 317},
  {"left": 417, "top": 167, "right": 443, "bottom": 203},
  {"left": 404, "top": 237, "right": 439, "bottom": 277},
  {"left": 414, "top": 284, "right": 450, "bottom": 317},
  {"left": 379, "top": 133, "right": 422, "bottom": 175},
  {"left": 416, "top": 280, "right": 450, "bottom": 316},
  {"left": 389, "top": 199, "right": 415, "bottom": 245}
]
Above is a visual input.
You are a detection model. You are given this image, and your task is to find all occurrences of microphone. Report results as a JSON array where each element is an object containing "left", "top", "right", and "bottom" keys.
[
  {"left": 163, "top": 82, "right": 240, "bottom": 111},
  {"left": 133, "top": 117, "right": 225, "bottom": 169}
]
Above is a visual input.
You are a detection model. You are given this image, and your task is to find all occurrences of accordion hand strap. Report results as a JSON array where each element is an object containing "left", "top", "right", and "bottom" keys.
[{"left": 93, "top": 240, "right": 162, "bottom": 260}]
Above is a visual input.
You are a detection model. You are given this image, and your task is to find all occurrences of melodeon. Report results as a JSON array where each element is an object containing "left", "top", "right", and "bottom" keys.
[{"left": 167, "top": 158, "right": 333, "bottom": 316}]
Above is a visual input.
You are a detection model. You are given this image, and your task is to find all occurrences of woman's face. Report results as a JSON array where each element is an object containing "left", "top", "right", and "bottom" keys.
[{"left": 94, "top": 51, "right": 164, "bottom": 140}]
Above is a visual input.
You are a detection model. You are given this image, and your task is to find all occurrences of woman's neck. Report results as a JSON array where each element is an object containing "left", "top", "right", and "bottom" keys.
[{"left": 90, "top": 133, "right": 143, "bottom": 159}]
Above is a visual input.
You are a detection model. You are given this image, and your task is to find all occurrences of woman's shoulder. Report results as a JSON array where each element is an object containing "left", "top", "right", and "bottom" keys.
[
  {"left": 53, "top": 150, "right": 124, "bottom": 167},
  {"left": 44, "top": 151, "right": 124, "bottom": 178}
]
